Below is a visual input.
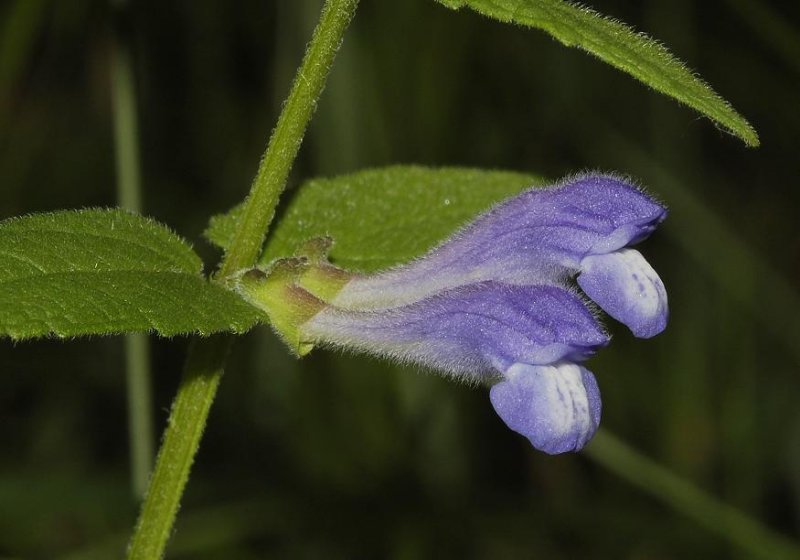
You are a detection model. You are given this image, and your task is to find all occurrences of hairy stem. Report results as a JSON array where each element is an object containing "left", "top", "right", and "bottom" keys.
[
  {"left": 126, "top": 1, "right": 360, "bottom": 558},
  {"left": 219, "top": 0, "right": 361, "bottom": 277},
  {"left": 109, "top": 0, "right": 154, "bottom": 499},
  {"left": 127, "top": 337, "right": 231, "bottom": 560}
]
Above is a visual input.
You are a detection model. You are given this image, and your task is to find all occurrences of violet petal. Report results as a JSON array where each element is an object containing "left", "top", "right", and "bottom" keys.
[
  {"left": 302, "top": 282, "right": 608, "bottom": 380},
  {"left": 490, "top": 362, "right": 602, "bottom": 454},
  {"left": 577, "top": 248, "right": 668, "bottom": 338},
  {"left": 334, "top": 174, "right": 666, "bottom": 309}
]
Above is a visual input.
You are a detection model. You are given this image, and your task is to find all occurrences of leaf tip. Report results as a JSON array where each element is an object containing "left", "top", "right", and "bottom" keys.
[
  {"left": 741, "top": 126, "right": 760, "bottom": 148},
  {"left": 717, "top": 114, "right": 760, "bottom": 148}
]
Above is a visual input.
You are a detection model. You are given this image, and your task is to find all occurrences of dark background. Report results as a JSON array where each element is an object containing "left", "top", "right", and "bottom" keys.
[{"left": 1, "top": 0, "right": 799, "bottom": 558}]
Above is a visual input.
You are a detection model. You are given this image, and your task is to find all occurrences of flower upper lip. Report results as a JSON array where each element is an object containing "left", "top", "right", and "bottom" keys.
[
  {"left": 587, "top": 212, "right": 666, "bottom": 255},
  {"left": 331, "top": 174, "right": 667, "bottom": 311}
]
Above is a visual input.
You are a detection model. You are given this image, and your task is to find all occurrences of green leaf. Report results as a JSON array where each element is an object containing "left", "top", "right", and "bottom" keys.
[
  {"left": 205, "top": 204, "right": 243, "bottom": 256},
  {"left": 0, "top": 209, "right": 260, "bottom": 339},
  {"left": 436, "top": 0, "right": 466, "bottom": 7},
  {"left": 436, "top": 0, "right": 759, "bottom": 147},
  {"left": 206, "top": 166, "right": 543, "bottom": 272}
]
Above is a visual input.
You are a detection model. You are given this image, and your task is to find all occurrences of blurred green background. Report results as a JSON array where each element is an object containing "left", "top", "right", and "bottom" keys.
[{"left": 1, "top": 0, "right": 799, "bottom": 558}]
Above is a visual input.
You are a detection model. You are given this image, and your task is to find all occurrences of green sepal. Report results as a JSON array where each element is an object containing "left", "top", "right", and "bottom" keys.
[
  {"left": 292, "top": 237, "right": 353, "bottom": 301},
  {"left": 234, "top": 258, "right": 326, "bottom": 356}
]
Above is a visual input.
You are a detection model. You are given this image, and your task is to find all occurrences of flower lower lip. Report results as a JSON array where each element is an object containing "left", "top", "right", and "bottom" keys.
[
  {"left": 299, "top": 282, "right": 610, "bottom": 377},
  {"left": 490, "top": 362, "right": 602, "bottom": 454}
]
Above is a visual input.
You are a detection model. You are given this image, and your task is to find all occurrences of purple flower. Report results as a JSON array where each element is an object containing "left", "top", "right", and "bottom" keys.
[
  {"left": 302, "top": 282, "right": 608, "bottom": 377},
  {"left": 237, "top": 271, "right": 609, "bottom": 454},
  {"left": 302, "top": 282, "right": 607, "bottom": 453},
  {"left": 490, "top": 362, "right": 601, "bottom": 454},
  {"left": 577, "top": 248, "right": 667, "bottom": 338},
  {"left": 236, "top": 173, "right": 669, "bottom": 455},
  {"left": 330, "top": 174, "right": 668, "bottom": 338}
]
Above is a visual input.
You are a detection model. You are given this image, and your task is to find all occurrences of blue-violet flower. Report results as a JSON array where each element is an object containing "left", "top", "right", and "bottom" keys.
[
  {"left": 238, "top": 274, "right": 609, "bottom": 454},
  {"left": 237, "top": 173, "right": 669, "bottom": 454},
  {"left": 329, "top": 174, "right": 668, "bottom": 338}
]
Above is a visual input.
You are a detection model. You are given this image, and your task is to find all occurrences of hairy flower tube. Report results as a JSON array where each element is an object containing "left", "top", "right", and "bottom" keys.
[
  {"left": 237, "top": 173, "right": 669, "bottom": 454},
  {"left": 237, "top": 270, "right": 609, "bottom": 454},
  {"left": 307, "top": 174, "right": 668, "bottom": 338}
]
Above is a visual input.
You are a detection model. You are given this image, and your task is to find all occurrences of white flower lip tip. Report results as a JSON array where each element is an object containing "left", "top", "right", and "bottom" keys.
[
  {"left": 489, "top": 363, "right": 601, "bottom": 454},
  {"left": 578, "top": 248, "right": 668, "bottom": 339}
]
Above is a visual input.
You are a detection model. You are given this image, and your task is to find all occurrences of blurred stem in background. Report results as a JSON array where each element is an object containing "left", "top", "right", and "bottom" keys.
[
  {"left": 586, "top": 125, "right": 800, "bottom": 554},
  {"left": 0, "top": 0, "right": 46, "bottom": 114},
  {"left": 126, "top": 0, "right": 360, "bottom": 557},
  {"left": 722, "top": 0, "right": 800, "bottom": 75},
  {"left": 598, "top": 131, "right": 800, "bottom": 366},
  {"left": 0, "top": 0, "right": 800, "bottom": 558},
  {"left": 645, "top": 0, "right": 711, "bottom": 487},
  {"left": 586, "top": 431, "right": 800, "bottom": 560},
  {"left": 109, "top": 0, "right": 153, "bottom": 499}
]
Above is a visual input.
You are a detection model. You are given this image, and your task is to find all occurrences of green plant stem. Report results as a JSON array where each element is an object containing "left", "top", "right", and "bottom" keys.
[
  {"left": 586, "top": 430, "right": 800, "bottom": 560},
  {"left": 109, "top": 0, "right": 154, "bottom": 499},
  {"left": 219, "top": 0, "right": 360, "bottom": 277},
  {"left": 126, "top": 1, "right": 360, "bottom": 558},
  {"left": 127, "top": 337, "right": 231, "bottom": 560}
]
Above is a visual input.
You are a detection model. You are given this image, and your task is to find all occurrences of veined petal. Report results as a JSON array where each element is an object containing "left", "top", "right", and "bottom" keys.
[
  {"left": 333, "top": 174, "right": 666, "bottom": 309},
  {"left": 577, "top": 248, "right": 668, "bottom": 338},
  {"left": 302, "top": 282, "right": 609, "bottom": 380},
  {"left": 489, "top": 362, "right": 601, "bottom": 454}
]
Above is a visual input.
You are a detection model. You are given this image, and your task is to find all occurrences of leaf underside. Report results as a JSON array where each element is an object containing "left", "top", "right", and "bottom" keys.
[
  {"left": 206, "top": 166, "right": 542, "bottom": 272},
  {"left": 437, "top": 0, "right": 758, "bottom": 147},
  {"left": 0, "top": 209, "right": 260, "bottom": 340}
]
